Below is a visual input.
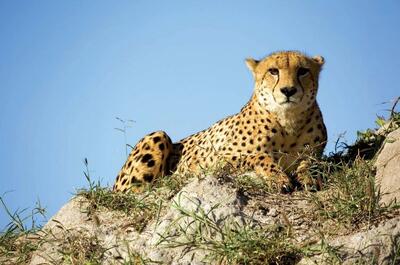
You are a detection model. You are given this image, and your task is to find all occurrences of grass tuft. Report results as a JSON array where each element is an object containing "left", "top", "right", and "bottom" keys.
[
  {"left": 0, "top": 197, "right": 46, "bottom": 264},
  {"left": 301, "top": 108, "right": 400, "bottom": 230},
  {"left": 76, "top": 159, "right": 163, "bottom": 232},
  {"left": 304, "top": 157, "right": 390, "bottom": 228}
]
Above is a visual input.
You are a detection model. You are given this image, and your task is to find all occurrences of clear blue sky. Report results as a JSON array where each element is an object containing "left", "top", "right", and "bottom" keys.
[{"left": 1, "top": 1, "right": 399, "bottom": 228}]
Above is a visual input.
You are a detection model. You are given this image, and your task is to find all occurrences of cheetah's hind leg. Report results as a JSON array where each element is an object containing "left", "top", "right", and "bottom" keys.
[{"left": 113, "top": 131, "right": 173, "bottom": 192}]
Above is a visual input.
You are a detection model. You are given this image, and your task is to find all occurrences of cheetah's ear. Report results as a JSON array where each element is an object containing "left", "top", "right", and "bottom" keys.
[
  {"left": 245, "top": 58, "right": 259, "bottom": 75},
  {"left": 312, "top": 55, "right": 325, "bottom": 66}
]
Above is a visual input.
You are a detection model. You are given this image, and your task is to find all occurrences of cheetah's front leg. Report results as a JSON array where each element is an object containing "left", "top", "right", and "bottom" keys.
[
  {"left": 239, "top": 154, "right": 292, "bottom": 192},
  {"left": 295, "top": 160, "right": 321, "bottom": 190}
]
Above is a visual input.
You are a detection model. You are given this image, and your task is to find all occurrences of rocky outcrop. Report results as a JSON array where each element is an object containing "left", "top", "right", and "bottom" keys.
[
  {"left": 29, "top": 129, "right": 400, "bottom": 265},
  {"left": 30, "top": 176, "right": 319, "bottom": 264}
]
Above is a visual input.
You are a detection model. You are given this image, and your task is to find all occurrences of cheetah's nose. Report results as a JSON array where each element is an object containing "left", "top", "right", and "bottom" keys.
[{"left": 280, "top": 87, "right": 297, "bottom": 98}]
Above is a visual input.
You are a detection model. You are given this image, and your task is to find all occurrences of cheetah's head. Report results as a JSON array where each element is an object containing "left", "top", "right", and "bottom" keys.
[{"left": 246, "top": 51, "right": 324, "bottom": 113}]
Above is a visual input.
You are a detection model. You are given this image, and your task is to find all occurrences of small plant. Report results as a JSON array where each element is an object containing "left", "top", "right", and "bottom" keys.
[
  {"left": 115, "top": 117, "right": 136, "bottom": 157},
  {"left": 303, "top": 155, "right": 397, "bottom": 231},
  {"left": 297, "top": 104, "right": 400, "bottom": 231},
  {"left": 152, "top": 171, "right": 194, "bottom": 199},
  {"left": 343, "top": 98, "right": 400, "bottom": 161},
  {"left": 0, "top": 196, "right": 46, "bottom": 264},
  {"left": 77, "top": 159, "right": 163, "bottom": 232},
  {"left": 193, "top": 157, "right": 283, "bottom": 194}
]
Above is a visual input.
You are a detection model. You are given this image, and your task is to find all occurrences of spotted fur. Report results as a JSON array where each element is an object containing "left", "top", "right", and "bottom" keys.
[{"left": 113, "top": 51, "right": 327, "bottom": 192}]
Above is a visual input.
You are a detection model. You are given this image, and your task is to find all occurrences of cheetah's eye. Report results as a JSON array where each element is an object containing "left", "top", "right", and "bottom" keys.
[
  {"left": 268, "top": 68, "right": 279, "bottom": 76},
  {"left": 298, "top": 67, "right": 310, "bottom": 76}
]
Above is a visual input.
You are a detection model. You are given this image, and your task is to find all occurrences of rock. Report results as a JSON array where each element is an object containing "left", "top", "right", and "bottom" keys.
[
  {"left": 28, "top": 177, "right": 246, "bottom": 264},
  {"left": 29, "top": 129, "right": 400, "bottom": 264},
  {"left": 332, "top": 217, "right": 400, "bottom": 264},
  {"left": 133, "top": 176, "right": 244, "bottom": 265},
  {"left": 29, "top": 197, "right": 141, "bottom": 265},
  {"left": 298, "top": 216, "right": 400, "bottom": 265},
  {"left": 29, "top": 176, "right": 314, "bottom": 264},
  {"left": 375, "top": 129, "right": 400, "bottom": 205}
]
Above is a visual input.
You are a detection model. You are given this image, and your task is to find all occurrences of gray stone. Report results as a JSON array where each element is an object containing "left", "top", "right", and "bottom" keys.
[
  {"left": 375, "top": 129, "right": 400, "bottom": 205},
  {"left": 299, "top": 216, "right": 400, "bottom": 265}
]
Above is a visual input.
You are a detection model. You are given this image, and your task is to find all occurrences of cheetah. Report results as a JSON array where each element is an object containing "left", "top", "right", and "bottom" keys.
[{"left": 113, "top": 51, "right": 327, "bottom": 192}]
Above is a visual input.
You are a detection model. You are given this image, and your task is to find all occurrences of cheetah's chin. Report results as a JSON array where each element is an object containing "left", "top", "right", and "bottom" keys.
[
  {"left": 279, "top": 101, "right": 297, "bottom": 107},
  {"left": 277, "top": 101, "right": 303, "bottom": 112}
]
